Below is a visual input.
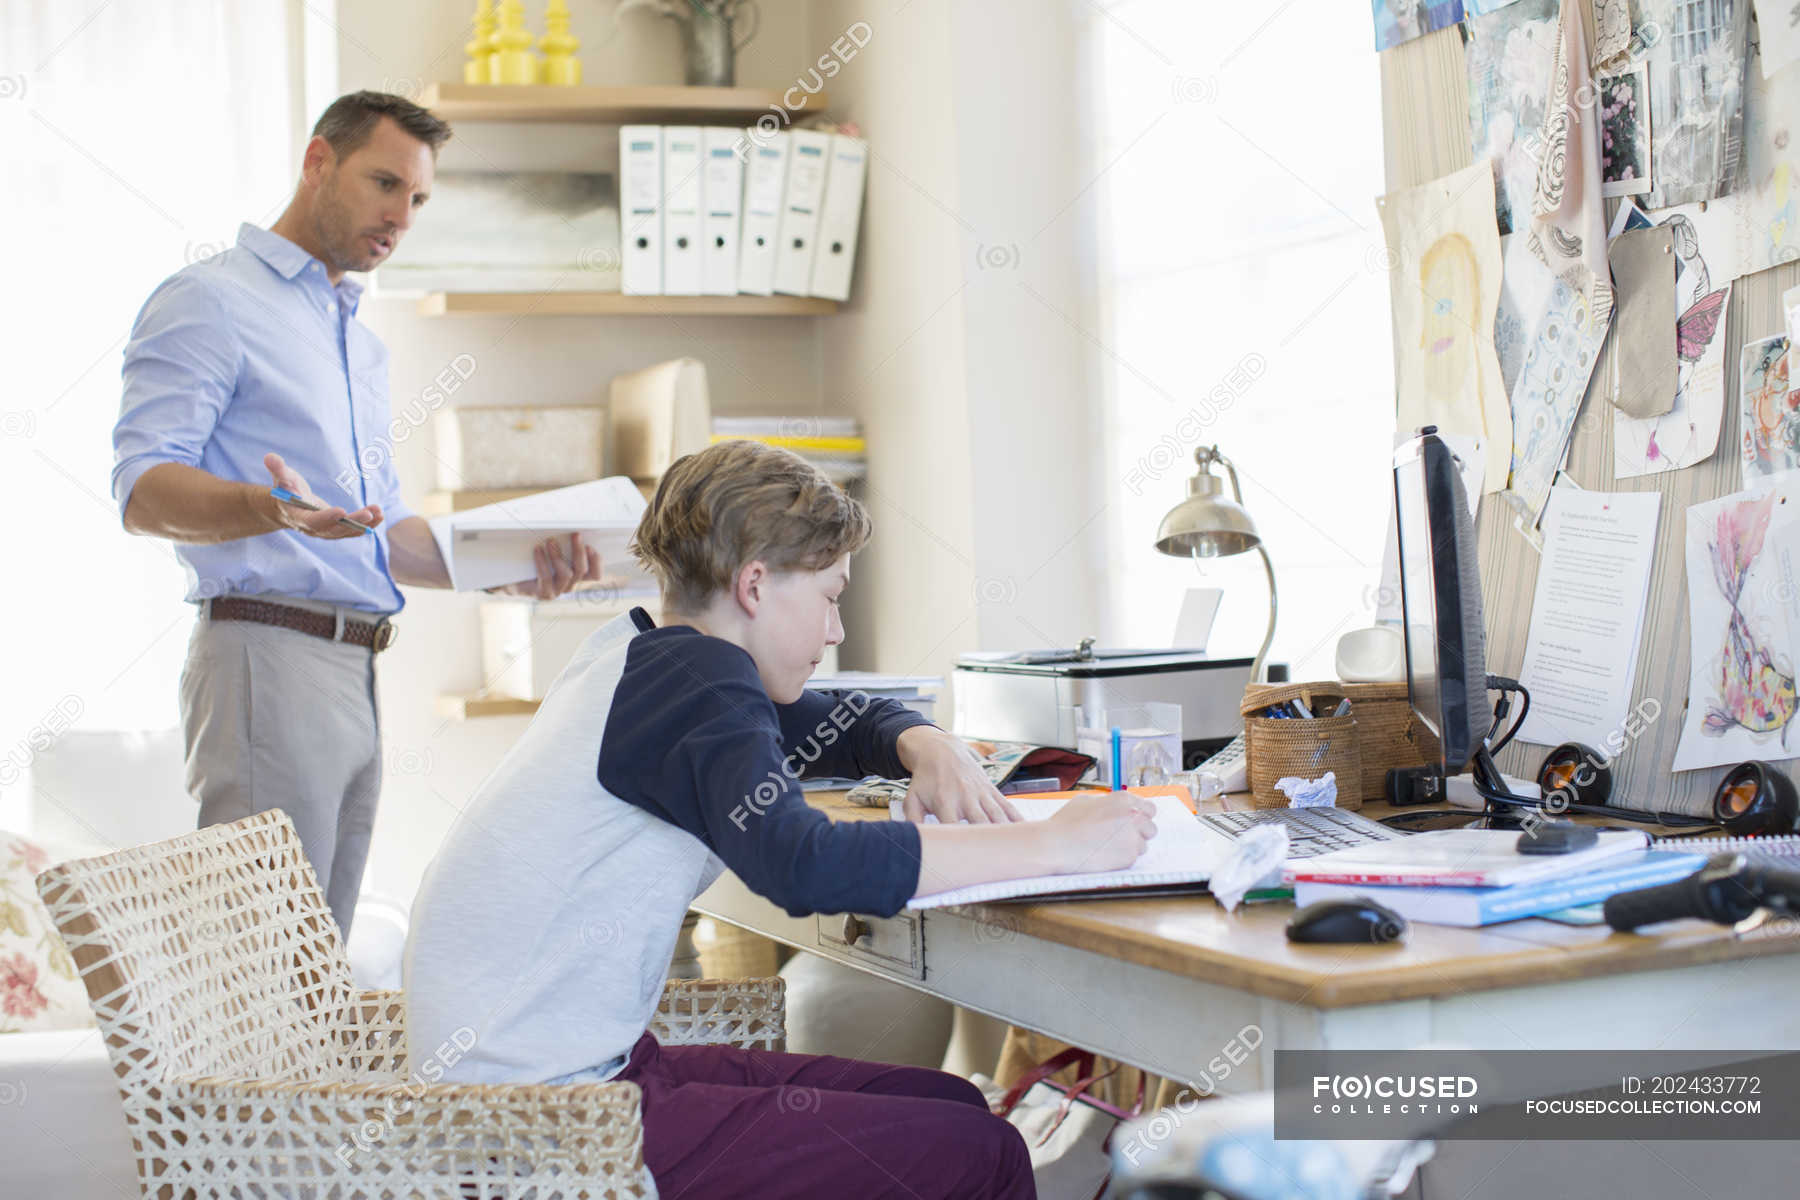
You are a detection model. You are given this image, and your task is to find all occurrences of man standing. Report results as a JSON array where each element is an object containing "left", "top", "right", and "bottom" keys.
[{"left": 112, "top": 92, "right": 599, "bottom": 936}]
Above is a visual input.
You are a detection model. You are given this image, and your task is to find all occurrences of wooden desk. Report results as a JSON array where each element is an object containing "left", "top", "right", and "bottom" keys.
[{"left": 693, "top": 794, "right": 1800, "bottom": 1089}]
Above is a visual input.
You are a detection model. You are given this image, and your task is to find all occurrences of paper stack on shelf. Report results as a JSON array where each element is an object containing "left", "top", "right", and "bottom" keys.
[{"left": 711, "top": 415, "right": 866, "bottom": 483}]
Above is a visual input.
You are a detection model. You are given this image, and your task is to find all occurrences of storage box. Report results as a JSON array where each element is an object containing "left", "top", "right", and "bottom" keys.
[
  {"left": 1239, "top": 680, "right": 1440, "bottom": 809},
  {"left": 434, "top": 405, "right": 606, "bottom": 491},
  {"left": 480, "top": 594, "right": 657, "bottom": 701},
  {"left": 609, "top": 358, "right": 711, "bottom": 479}
]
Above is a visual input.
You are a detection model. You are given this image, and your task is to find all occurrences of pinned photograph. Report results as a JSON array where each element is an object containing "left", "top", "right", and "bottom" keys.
[{"left": 1598, "top": 65, "right": 1653, "bottom": 197}]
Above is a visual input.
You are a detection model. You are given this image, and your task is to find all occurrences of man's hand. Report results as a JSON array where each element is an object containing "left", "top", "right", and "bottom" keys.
[
  {"left": 489, "top": 534, "right": 604, "bottom": 601},
  {"left": 264, "top": 452, "right": 383, "bottom": 539},
  {"left": 895, "top": 726, "right": 1024, "bottom": 824}
]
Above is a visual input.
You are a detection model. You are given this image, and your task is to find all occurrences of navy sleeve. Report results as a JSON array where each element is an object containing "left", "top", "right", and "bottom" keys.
[
  {"left": 774, "top": 689, "right": 933, "bottom": 781},
  {"left": 597, "top": 629, "right": 923, "bottom": 918}
]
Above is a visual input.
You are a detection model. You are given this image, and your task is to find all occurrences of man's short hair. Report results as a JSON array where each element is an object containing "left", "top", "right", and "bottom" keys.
[
  {"left": 632, "top": 439, "right": 872, "bottom": 615},
  {"left": 312, "top": 91, "right": 452, "bottom": 159}
]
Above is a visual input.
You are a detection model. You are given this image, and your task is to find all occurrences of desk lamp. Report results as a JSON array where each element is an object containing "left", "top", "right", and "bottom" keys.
[{"left": 1153, "top": 445, "right": 1276, "bottom": 682}]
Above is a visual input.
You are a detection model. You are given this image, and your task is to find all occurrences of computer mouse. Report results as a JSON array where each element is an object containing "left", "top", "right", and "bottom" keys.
[
  {"left": 1516, "top": 820, "right": 1598, "bottom": 855},
  {"left": 1285, "top": 898, "right": 1408, "bottom": 945}
]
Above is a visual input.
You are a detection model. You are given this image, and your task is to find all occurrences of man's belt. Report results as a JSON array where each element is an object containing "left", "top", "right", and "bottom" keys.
[{"left": 207, "top": 597, "right": 398, "bottom": 653}]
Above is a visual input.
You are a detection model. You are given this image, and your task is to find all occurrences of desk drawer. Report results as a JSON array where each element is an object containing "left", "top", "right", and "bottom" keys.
[{"left": 816, "top": 911, "right": 925, "bottom": 980}]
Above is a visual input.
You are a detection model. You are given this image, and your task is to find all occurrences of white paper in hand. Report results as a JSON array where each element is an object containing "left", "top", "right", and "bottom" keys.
[{"left": 427, "top": 477, "right": 651, "bottom": 591}]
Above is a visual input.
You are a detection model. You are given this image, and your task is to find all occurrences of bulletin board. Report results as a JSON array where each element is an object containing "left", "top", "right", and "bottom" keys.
[{"left": 1379, "top": 18, "right": 1800, "bottom": 816}]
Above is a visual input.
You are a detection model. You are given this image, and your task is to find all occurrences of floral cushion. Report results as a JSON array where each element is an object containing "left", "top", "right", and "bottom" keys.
[{"left": 0, "top": 833, "right": 93, "bottom": 1033}]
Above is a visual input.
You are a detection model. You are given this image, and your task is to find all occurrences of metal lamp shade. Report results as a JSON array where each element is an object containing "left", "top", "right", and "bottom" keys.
[{"left": 1153, "top": 476, "right": 1262, "bottom": 559}]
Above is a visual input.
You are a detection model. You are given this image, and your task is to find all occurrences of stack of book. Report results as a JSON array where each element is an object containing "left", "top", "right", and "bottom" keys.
[
  {"left": 1283, "top": 829, "right": 1706, "bottom": 927},
  {"left": 712, "top": 416, "right": 866, "bottom": 484}
]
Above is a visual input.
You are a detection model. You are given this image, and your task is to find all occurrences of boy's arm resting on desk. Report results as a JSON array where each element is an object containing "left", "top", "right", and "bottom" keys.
[
  {"left": 774, "top": 688, "right": 929, "bottom": 779},
  {"left": 777, "top": 689, "right": 1023, "bottom": 823}
]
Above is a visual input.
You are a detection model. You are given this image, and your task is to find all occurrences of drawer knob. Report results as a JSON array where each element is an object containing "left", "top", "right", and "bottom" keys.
[{"left": 842, "top": 915, "right": 869, "bottom": 944}]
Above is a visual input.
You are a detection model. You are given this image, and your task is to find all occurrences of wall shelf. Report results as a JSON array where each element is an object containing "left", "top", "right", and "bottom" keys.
[
  {"left": 417, "top": 83, "right": 828, "bottom": 125},
  {"left": 417, "top": 292, "right": 838, "bottom": 318},
  {"left": 437, "top": 694, "right": 542, "bottom": 720},
  {"left": 419, "top": 481, "right": 657, "bottom": 517}
]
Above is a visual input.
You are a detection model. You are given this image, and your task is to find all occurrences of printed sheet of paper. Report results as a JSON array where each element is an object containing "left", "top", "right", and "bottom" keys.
[
  {"left": 1741, "top": 335, "right": 1798, "bottom": 481},
  {"left": 1516, "top": 488, "right": 1662, "bottom": 748},
  {"left": 1378, "top": 163, "right": 1512, "bottom": 490},
  {"left": 1612, "top": 203, "right": 1737, "bottom": 477},
  {"left": 426, "top": 477, "right": 650, "bottom": 592},
  {"left": 1752, "top": 0, "right": 1800, "bottom": 77},
  {"left": 1674, "top": 473, "right": 1800, "bottom": 771},
  {"left": 1465, "top": 0, "right": 1561, "bottom": 236}
]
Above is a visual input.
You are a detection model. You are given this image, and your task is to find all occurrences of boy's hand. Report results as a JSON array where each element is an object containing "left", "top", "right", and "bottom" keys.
[{"left": 895, "top": 726, "right": 1023, "bottom": 824}]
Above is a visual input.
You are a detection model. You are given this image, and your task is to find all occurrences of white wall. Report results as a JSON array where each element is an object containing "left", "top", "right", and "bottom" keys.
[{"left": 807, "top": 0, "right": 1104, "bottom": 687}]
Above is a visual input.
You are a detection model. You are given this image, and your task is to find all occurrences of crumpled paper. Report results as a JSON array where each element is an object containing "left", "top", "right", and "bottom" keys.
[
  {"left": 1274, "top": 771, "right": 1338, "bottom": 808},
  {"left": 1210, "top": 823, "right": 1289, "bottom": 913}
]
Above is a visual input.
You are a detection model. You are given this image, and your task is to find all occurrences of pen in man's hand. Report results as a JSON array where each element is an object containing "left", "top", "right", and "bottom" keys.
[{"left": 270, "top": 486, "right": 374, "bottom": 534}]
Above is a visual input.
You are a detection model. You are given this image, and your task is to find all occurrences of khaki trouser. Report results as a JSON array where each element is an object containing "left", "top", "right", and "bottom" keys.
[{"left": 179, "top": 597, "right": 383, "bottom": 937}]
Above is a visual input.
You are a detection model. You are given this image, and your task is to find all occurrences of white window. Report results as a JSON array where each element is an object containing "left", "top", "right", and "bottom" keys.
[
  {"left": 1084, "top": 1, "right": 1394, "bottom": 679},
  {"left": 0, "top": 0, "right": 298, "bottom": 745}
]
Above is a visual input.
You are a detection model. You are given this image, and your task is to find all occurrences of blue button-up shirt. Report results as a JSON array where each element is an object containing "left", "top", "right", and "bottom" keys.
[{"left": 112, "top": 223, "right": 415, "bottom": 614}]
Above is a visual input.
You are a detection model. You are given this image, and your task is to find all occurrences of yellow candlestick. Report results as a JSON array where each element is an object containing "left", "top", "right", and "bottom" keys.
[
  {"left": 491, "top": 0, "right": 538, "bottom": 85},
  {"left": 464, "top": 0, "right": 495, "bottom": 84},
  {"left": 541, "top": 0, "right": 581, "bottom": 86}
]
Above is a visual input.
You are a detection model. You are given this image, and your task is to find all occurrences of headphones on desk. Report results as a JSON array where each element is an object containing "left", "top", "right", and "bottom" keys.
[{"left": 1535, "top": 743, "right": 1799, "bottom": 835}]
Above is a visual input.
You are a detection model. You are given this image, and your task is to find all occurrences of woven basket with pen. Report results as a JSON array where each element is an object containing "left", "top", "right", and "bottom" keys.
[{"left": 1238, "top": 681, "right": 1441, "bottom": 810}]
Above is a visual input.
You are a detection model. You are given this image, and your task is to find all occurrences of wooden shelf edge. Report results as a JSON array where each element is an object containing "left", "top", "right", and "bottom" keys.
[
  {"left": 437, "top": 694, "right": 543, "bottom": 719},
  {"left": 420, "top": 481, "right": 658, "bottom": 516},
  {"left": 417, "top": 291, "right": 838, "bottom": 317},
  {"left": 417, "top": 82, "right": 829, "bottom": 124}
]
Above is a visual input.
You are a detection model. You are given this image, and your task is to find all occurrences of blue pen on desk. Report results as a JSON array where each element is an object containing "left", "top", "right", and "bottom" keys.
[
  {"left": 1110, "top": 726, "right": 1123, "bottom": 791},
  {"left": 270, "top": 486, "right": 373, "bottom": 535}
]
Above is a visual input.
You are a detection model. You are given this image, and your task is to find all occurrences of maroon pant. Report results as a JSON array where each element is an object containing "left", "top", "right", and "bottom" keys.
[{"left": 615, "top": 1031, "right": 1037, "bottom": 1199}]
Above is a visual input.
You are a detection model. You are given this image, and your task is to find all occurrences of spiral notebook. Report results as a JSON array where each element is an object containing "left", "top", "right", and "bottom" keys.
[
  {"left": 1651, "top": 833, "right": 1800, "bottom": 867},
  {"left": 893, "top": 790, "right": 1234, "bottom": 909}
]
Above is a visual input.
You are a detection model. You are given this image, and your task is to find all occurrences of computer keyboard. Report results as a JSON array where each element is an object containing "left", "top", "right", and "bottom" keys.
[{"left": 1199, "top": 806, "right": 1406, "bottom": 858}]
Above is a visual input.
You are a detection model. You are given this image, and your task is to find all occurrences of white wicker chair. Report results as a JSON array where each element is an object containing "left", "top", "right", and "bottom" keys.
[{"left": 35, "top": 808, "right": 785, "bottom": 1198}]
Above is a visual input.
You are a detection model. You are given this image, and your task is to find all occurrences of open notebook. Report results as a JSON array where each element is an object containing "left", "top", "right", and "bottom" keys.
[{"left": 890, "top": 789, "right": 1234, "bottom": 909}]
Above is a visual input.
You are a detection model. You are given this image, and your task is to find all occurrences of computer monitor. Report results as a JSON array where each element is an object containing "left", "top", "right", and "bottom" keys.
[{"left": 1392, "top": 427, "right": 1494, "bottom": 775}]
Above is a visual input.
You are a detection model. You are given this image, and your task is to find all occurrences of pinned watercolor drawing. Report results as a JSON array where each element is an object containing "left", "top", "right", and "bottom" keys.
[
  {"left": 1741, "top": 336, "right": 1799, "bottom": 481},
  {"left": 1378, "top": 162, "right": 1513, "bottom": 490},
  {"left": 1465, "top": 0, "right": 1561, "bottom": 236},
  {"left": 1675, "top": 476, "right": 1800, "bottom": 771},
  {"left": 1372, "top": 0, "right": 1465, "bottom": 51}
]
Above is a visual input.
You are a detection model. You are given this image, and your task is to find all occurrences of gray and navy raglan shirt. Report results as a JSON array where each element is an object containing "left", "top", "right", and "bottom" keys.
[{"left": 403, "top": 607, "right": 930, "bottom": 1084}]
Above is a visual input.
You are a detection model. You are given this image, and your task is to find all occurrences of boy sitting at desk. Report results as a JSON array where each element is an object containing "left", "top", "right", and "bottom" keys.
[{"left": 404, "top": 438, "right": 1158, "bottom": 1198}]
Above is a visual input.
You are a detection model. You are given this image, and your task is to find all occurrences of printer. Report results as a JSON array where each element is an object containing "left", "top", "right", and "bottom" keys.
[{"left": 951, "top": 639, "right": 1280, "bottom": 768}]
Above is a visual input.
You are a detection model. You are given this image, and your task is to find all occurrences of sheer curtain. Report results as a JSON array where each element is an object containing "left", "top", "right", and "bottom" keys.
[
  {"left": 1083, "top": 2, "right": 1394, "bottom": 678},
  {"left": 0, "top": 1, "right": 298, "bottom": 759}
]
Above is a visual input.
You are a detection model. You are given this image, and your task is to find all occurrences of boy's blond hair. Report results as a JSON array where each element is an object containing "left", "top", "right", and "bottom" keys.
[{"left": 631, "top": 439, "right": 871, "bottom": 614}]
